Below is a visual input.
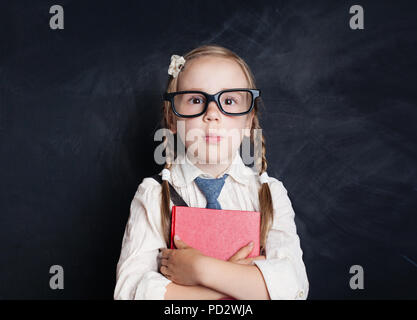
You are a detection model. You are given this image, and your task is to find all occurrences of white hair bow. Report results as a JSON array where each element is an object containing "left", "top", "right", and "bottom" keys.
[
  {"left": 168, "top": 55, "right": 186, "bottom": 78},
  {"left": 161, "top": 168, "right": 171, "bottom": 181},
  {"left": 259, "top": 172, "right": 269, "bottom": 184}
]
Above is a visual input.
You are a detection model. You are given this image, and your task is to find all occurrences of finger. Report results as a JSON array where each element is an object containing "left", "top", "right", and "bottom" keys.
[
  {"left": 161, "top": 249, "right": 172, "bottom": 259},
  {"left": 229, "top": 247, "right": 250, "bottom": 261},
  {"left": 160, "top": 257, "right": 169, "bottom": 267},
  {"left": 160, "top": 265, "right": 172, "bottom": 277},
  {"left": 229, "top": 241, "right": 254, "bottom": 261},
  {"left": 234, "top": 258, "right": 253, "bottom": 265},
  {"left": 234, "top": 255, "right": 266, "bottom": 265},
  {"left": 234, "top": 258, "right": 256, "bottom": 265},
  {"left": 173, "top": 235, "right": 188, "bottom": 249},
  {"left": 251, "top": 255, "right": 266, "bottom": 260},
  {"left": 246, "top": 256, "right": 266, "bottom": 265}
]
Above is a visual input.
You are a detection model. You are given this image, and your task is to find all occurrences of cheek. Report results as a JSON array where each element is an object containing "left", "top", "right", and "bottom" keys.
[
  {"left": 223, "top": 119, "right": 247, "bottom": 139},
  {"left": 226, "top": 130, "right": 244, "bottom": 152},
  {"left": 177, "top": 119, "right": 203, "bottom": 147},
  {"left": 215, "top": 120, "right": 246, "bottom": 153}
]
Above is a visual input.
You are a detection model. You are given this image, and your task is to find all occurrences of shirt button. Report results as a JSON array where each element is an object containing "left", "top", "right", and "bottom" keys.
[{"left": 298, "top": 291, "right": 304, "bottom": 298}]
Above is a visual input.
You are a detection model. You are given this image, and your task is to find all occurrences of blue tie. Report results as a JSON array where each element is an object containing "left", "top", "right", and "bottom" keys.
[{"left": 194, "top": 174, "right": 229, "bottom": 209}]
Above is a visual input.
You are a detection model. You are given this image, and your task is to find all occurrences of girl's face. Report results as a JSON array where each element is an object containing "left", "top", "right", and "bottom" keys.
[{"left": 172, "top": 56, "right": 254, "bottom": 166}]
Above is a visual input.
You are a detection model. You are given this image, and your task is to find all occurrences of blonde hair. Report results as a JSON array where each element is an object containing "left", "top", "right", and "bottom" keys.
[{"left": 159, "top": 44, "right": 273, "bottom": 255}]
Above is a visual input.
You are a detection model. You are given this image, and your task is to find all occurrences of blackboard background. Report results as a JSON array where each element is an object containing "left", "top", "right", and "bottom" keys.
[{"left": 0, "top": 0, "right": 416, "bottom": 299}]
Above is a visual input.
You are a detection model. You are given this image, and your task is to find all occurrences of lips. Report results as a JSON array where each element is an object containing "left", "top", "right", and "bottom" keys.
[{"left": 205, "top": 133, "right": 223, "bottom": 143}]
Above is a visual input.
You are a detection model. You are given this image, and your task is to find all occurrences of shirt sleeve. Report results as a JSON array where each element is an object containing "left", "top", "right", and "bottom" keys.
[
  {"left": 113, "top": 177, "right": 172, "bottom": 300},
  {"left": 253, "top": 178, "right": 309, "bottom": 300}
]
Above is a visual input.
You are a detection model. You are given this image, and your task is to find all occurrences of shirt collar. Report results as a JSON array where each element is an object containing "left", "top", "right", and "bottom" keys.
[{"left": 170, "top": 150, "right": 256, "bottom": 188}]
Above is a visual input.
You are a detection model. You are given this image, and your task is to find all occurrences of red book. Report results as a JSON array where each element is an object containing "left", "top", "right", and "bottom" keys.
[
  {"left": 170, "top": 206, "right": 261, "bottom": 260},
  {"left": 170, "top": 206, "right": 261, "bottom": 300}
]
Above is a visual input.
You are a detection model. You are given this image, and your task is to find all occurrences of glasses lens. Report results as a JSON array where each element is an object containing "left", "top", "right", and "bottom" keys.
[
  {"left": 173, "top": 92, "right": 206, "bottom": 116},
  {"left": 219, "top": 90, "right": 253, "bottom": 114}
]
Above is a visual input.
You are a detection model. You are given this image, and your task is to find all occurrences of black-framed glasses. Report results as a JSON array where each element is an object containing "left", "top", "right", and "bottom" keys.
[{"left": 163, "top": 88, "right": 261, "bottom": 118}]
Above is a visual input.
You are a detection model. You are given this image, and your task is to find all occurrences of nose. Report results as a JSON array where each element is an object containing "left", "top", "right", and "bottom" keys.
[{"left": 203, "top": 100, "right": 221, "bottom": 122}]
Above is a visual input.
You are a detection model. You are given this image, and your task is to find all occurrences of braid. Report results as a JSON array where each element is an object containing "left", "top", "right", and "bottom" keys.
[
  {"left": 258, "top": 134, "right": 273, "bottom": 254},
  {"left": 160, "top": 133, "right": 175, "bottom": 246},
  {"left": 260, "top": 134, "right": 268, "bottom": 173},
  {"left": 252, "top": 116, "right": 274, "bottom": 255}
]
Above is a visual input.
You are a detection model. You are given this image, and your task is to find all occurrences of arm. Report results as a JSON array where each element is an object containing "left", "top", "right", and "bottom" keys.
[
  {"left": 114, "top": 178, "right": 172, "bottom": 300},
  {"left": 196, "top": 257, "right": 270, "bottom": 300},
  {"left": 164, "top": 282, "right": 227, "bottom": 300},
  {"left": 114, "top": 178, "right": 228, "bottom": 300},
  {"left": 159, "top": 179, "right": 308, "bottom": 299},
  {"left": 161, "top": 237, "right": 267, "bottom": 300},
  {"left": 251, "top": 178, "right": 309, "bottom": 300},
  {"left": 193, "top": 178, "right": 309, "bottom": 300}
]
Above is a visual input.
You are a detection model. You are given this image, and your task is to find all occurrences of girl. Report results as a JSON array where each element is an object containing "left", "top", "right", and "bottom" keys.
[{"left": 114, "top": 45, "right": 309, "bottom": 300}]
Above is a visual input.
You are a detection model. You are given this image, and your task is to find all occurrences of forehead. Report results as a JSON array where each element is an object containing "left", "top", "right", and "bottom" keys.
[{"left": 177, "top": 56, "right": 249, "bottom": 92}]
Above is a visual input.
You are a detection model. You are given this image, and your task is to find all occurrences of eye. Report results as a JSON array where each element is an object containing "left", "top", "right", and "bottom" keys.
[
  {"left": 187, "top": 95, "right": 205, "bottom": 105},
  {"left": 222, "top": 96, "right": 237, "bottom": 105}
]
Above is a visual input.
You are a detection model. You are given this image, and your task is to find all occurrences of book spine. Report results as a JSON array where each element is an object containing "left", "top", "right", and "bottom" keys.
[{"left": 170, "top": 206, "right": 176, "bottom": 249}]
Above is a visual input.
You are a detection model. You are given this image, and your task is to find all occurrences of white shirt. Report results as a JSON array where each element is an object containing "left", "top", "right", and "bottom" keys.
[{"left": 114, "top": 150, "right": 309, "bottom": 300}]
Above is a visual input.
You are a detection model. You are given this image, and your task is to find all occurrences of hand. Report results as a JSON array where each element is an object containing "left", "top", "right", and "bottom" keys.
[
  {"left": 159, "top": 235, "right": 205, "bottom": 286},
  {"left": 228, "top": 241, "right": 266, "bottom": 265}
]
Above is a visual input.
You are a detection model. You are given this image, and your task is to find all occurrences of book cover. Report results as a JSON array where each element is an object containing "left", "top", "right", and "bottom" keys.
[{"left": 170, "top": 205, "right": 261, "bottom": 261}]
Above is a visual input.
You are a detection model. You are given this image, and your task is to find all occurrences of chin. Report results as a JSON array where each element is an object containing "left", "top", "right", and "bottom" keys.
[
  {"left": 204, "top": 147, "right": 235, "bottom": 165},
  {"left": 185, "top": 140, "right": 238, "bottom": 165}
]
